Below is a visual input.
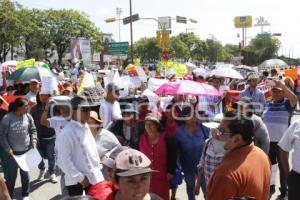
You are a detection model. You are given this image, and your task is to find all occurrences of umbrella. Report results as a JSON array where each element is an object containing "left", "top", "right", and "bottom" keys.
[
  {"left": 8, "top": 67, "right": 55, "bottom": 82},
  {"left": 234, "top": 65, "right": 257, "bottom": 72},
  {"left": 185, "top": 62, "right": 197, "bottom": 69},
  {"left": 210, "top": 66, "right": 243, "bottom": 79},
  {"left": 155, "top": 80, "right": 221, "bottom": 96},
  {"left": 259, "top": 59, "right": 288, "bottom": 69},
  {"left": 0, "top": 60, "right": 17, "bottom": 73}
]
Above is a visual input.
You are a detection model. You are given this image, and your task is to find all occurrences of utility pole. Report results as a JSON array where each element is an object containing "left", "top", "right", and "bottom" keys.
[
  {"left": 129, "top": 0, "right": 134, "bottom": 63},
  {"left": 116, "top": 8, "right": 122, "bottom": 42}
]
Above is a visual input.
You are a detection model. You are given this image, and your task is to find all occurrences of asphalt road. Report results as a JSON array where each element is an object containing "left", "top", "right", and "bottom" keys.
[{"left": 9, "top": 113, "right": 300, "bottom": 200}]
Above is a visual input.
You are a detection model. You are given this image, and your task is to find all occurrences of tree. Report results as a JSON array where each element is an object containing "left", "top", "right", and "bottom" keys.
[
  {"left": 168, "top": 37, "right": 190, "bottom": 61},
  {"left": 206, "top": 37, "right": 223, "bottom": 63},
  {"left": 46, "top": 9, "right": 102, "bottom": 65},
  {"left": 134, "top": 37, "right": 161, "bottom": 62},
  {"left": 0, "top": 0, "right": 21, "bottom": 62},
  {"left": 220, "top": 44, "right": 240, "bottom": 62},
  {"left": 242, "top": 34, "right": 280, "bottom": 65}
]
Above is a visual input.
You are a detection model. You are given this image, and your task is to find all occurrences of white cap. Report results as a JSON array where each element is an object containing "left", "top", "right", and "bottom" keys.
[{"left": 193, "top": 68, "right": 207, "bottom": 78}]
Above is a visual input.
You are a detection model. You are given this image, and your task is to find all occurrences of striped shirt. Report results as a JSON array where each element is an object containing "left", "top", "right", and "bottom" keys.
[{"left": 263, "top": 99, "right": 294, "bottom": 142}]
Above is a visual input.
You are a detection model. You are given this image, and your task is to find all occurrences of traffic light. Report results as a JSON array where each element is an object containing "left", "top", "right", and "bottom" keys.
[
  {"left": 156, "top": 31, "right": 161, "bottom": 46},
  {"left": 161, "top": 30, "right": 169, "bottom": 48},
  {"left": 105, "top": 17, "right": 116, "bottom": 23}
]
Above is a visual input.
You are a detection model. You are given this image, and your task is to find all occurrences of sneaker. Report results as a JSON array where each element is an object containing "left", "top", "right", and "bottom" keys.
[
  {"left": 22, "top": 196, "right": 30, "bottom": 200},
  {"left": 37, "top": 169, "right": 46, "bottom": 180},
  {"left": 50, "top": 174, "right": 58, "bottom": 183}
]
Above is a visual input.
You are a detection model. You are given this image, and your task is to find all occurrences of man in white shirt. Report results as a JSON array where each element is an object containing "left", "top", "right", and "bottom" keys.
[
  {"left": 279, "top": 119, "right": 300, "bottom": 200},
  {"left": 99, "top": 83, "right": 122, "bottom": 128},
  {"left": 57, "top": 96, "right": 104, "bottom": 196},
  {"left": 26, "top": 79, "right": 40, "bottom": 103}
]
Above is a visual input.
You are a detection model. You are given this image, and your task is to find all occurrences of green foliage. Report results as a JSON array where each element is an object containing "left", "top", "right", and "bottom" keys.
[
  {"left": 0, "top": 0, "right": 102, "bottom": 65},
  {"left": 134, "top": 37, "right": 161, "bottom": 62},
  {"left": 242, "top": 34, "right": 280, "bottom": 66},
  {"left": 0, "top": 0, "right": 21, "bottom": 62}
]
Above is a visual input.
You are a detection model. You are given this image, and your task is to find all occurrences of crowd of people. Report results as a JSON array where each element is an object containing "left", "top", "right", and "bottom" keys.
[{"left": 0, "top": 64, "right": 299, "bottom": 200}]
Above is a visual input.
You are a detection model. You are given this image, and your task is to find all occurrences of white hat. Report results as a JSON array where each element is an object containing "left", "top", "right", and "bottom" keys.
[
  {"left": 202, "top": 113, "right": 224, "bottom": 129},
  {"left": 193, "top": 68, "right": 207, "bottom": 78}
]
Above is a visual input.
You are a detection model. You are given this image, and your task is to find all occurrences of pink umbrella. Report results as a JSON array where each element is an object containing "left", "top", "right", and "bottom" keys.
[{"left": 155, "top": 80, "right": 221, "bottom": 96}]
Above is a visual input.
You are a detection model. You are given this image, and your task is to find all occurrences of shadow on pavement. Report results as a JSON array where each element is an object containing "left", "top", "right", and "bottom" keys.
[
  {"left": 13, "top": 179, "right": 51, "bottom": 199},
  {"left": 49, "top": 194, "right": 63, "bottom": 200}
]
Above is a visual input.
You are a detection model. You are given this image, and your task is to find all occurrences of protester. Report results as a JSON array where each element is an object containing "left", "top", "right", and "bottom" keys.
[
  {"left": 0, "top": 98, "right": 37, "bottom": 200},
  {"left": 278, "top": 119, "right": 300, "bottom": 200},
  {"left": 139, "top": 113, "right": 177, "bottom": 200},
  {"left": 57, "top": 96, "right": 104, "bottom": 196},
  {"left": 0, "top": 97, "right": 8, "bottom": 180},
  {"left": 240, "top": 74, "right": 266, "bottom": 115},
  {"left": 194, "top": 114, "right": 227, "bottom": 198},
  {"left": 108, "top": 103, "right": 144, "bottom": 149},
  {"left": 112, "top": 148, "right": 162, "bottom": 200},
  {"left": 207, "top": 112, "right": 271, "bottom": 200},
  {"left": 161, "top": 104, "right": 182, "bottom": 200},
  {"left": 99, "top": 83, "right": 122, "bottom": 128},
  {"left": 26, "top": 79, "right": 40, "bottom": 103},
  {"left": 39, "top": 96, "right": 72, "bottom": 195},
  {"left": 31, "top": 92, "right": 57, "bottom": 183},
  {"left": 263, "top": 79, "right": 297, "bottom": 198},
  {"left": 87, "top": 110, "right": 120, "bottom": 160},
  {"left": 175, "top": 108, "right": 210, "bottom": 200},
  {"left": 233, "top": 97, "right": 270, "bottom": 154}
]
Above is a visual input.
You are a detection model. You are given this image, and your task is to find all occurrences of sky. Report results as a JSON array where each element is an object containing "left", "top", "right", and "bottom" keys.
[{"left": 17, "top": 0, "right": 300, "bottom": 58}]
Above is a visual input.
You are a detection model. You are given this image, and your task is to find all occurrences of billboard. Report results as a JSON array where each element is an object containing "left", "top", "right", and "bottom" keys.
[
  {"left": 234, "top": 16, "right": 252, "bottom": 28},
  {"left": 70, "top": 38, "right": 91, "bottom": 64}
]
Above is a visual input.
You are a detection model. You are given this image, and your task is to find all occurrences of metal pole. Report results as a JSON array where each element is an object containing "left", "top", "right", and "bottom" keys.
[
  {"left": 129, "top": 0, "right": 134, "bottom": 63},
  {"left": 116, "top": 8, "right": 122, "bottom": 42},
  {"left": 242, "top": 28, "right": 245, "bottom": 48}
]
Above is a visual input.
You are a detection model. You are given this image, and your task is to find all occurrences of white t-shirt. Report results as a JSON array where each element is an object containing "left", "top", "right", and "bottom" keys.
[
  {"left": 278, "top": 119, "right": 300, "bottom": 174},
  {"left": 94, "top": 129, "right": 120, "bottom": 159},
  {"left": 48, "top": 116, "right": 70, "bottom": 137},
  {"left": 26, "top": 91, "right": 37, "bottom": 103},
  {"left": 99, "top": 100, "right": 122, "bottom": 128}
]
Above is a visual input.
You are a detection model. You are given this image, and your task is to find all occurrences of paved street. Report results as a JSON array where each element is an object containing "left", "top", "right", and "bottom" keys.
[{"left": 8, "top": 113, "right": 299, "bottom": 200}]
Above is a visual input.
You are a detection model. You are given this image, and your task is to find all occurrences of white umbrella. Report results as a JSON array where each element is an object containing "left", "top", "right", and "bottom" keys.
[
  {"left": 0, "top": 60, "right": 17, "bottom": 73},
  {"left": 259, "top": 59, "right": 288, "bottom": 69},
  {"left": 210, "top": 66, "right": 244, "bottom": 79},
  {"left": 185, "top": 62, "right": 197, "bottom": 69}
]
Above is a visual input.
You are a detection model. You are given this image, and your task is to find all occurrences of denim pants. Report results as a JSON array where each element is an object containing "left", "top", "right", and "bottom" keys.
[
  {"left": 288, "top": 170, "right": 300, "bottom": 200},
  {"left": 183, "top": 170, "right": 197, "bottom": 200},
  {"left": 3, "top": 150, "right": 30, "bottom": 197},
  {"left": 268, "top": 142, "right": 287, "bottom": 196},
  {"left": 0, "top": 146, "right": 9, "bottom": 180},
  {"left": 37, "top": 138, "right": 56, "bottom": 175}
]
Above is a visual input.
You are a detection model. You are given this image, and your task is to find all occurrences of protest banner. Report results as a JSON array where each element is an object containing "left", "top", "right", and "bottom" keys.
[
  {"left": 16, "top": 59, "right": 35, "bottom": 70},
  {"left": 41, "top": 76, "right": 59, "bottom": 95}
]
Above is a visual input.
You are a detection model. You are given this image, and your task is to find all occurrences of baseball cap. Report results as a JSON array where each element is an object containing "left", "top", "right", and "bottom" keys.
[
  {"left": 247, "top": 73, "right": 259, "bottom": 80},
  {"left": 106, "top": 83, "right": 123, "bottom": 93},
  {"left": 122, "top": 103, "right": 138, "bottom": 114},
  {"left": 115, "top": 149, "right": 156, "bottom": 177},
  {"left": 145, "top": 113, "right": 160, "bottom": 124},
  {"left": 71, "top": 96, "right": 99, "bottom": 110},
  {"left": 202, "top": 113, "right": 224, "bottom": 129},
  {"left": 30, "top": 79, "right": 39, "bottom": 83},
  {"left": 193, "top": 68, "right": 207, "bottom": 78}
]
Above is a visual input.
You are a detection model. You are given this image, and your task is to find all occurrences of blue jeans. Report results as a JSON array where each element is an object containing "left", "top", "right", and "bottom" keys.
[
  {"left": 183, "top": 170, "right": 206, "bottom": 200},
  {"left": 37, "top": 138, "right": 56, "bottom": 175},
  {"left": 3, "top": 150, "right": 30, "bottom": 197}
]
